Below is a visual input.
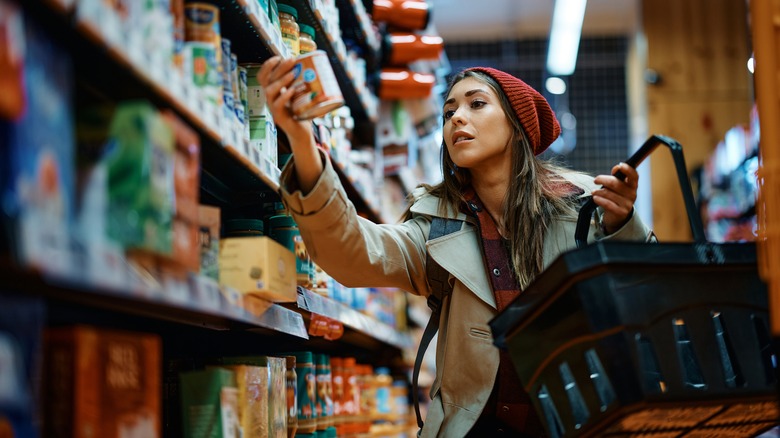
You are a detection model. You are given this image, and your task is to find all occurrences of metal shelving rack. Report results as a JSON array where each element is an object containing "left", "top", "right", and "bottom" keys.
[{"left": 6, "top": 0, "right": 411, "bottom": 359}]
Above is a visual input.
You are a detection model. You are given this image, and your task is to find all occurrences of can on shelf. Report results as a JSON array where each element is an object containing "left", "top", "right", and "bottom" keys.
[
  {"left": 184, "top": 2, "right": 221, "bottom": 65},
  {"left": 183, "top": 41, "right": 220, "bottom": 105},
  {"left": 290, "top": 50, "right": 344, "bottom": 120}
]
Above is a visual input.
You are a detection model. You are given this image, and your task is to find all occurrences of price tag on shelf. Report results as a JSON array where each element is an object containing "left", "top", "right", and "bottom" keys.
[
  {"left": 252, "top": 304, "right": 308, "bottom": 338},
  {"left": 220, "top": 285, "right": 244, "bottom": 314},
  {"left": 296, "top": 288, "right": 309, "bottom": 309},
  {"left": 101, "top": 7, "right": 125, "bottom": 52},
  {"left": 169, "top": 70, "right": 186, "bottom": 104},
  {"left": 126, "top": 33, "right": 146, "bottom": 71},
  {"left": 147, "top": 54, "right": 170, "bottom": 90},
  {"left": 192, "top": 275, "right": 222, "bottom": 312},
  {"left": 244, "top": 0, "right": 260, "bottom": 21},
  {"left": 205, "top": 104, "right": 220, "bottom": 134},
  {"left": 163, "top": 275, "right": 192, "bottom": 305},
  {"left": 75, "top": 0, "right": 103, "bottom": 33}
]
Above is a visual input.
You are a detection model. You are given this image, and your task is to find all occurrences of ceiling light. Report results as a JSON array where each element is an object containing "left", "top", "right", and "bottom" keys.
[
  {"left": 546, "top": 0, "right": 587, "bottom": 76},
  {"left": 545, "top": 77, "right": 567, "bottom": 95}
]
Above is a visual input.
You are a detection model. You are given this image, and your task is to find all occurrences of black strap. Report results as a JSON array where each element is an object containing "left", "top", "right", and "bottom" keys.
[{"left": 413, "top": 217, "right": 463, "bottom": 431}]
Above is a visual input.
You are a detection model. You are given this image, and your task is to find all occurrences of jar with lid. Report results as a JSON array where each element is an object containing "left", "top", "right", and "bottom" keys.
[
  {"left": 223, "top": 218, "right": 264, "bottom": 238},
  {"left": 373, "top": 367, "right": 393, "bottom": 417},
  {"left": 278, "top": 4, "right": 300, "bottom": 56},
  {"left": 299, "top": 24, "right": 317, "bottom": 55}
]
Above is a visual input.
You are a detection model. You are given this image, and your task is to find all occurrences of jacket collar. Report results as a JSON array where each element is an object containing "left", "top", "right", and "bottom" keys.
[
  {"left": 410, "top": 187, "right": 495, "bottom": 309},
  {"left": 427, "top": 226, "right": 496, "bottom": 309},
  {"left": 408, "top": 187, "right": 474, "bottom": 223}
]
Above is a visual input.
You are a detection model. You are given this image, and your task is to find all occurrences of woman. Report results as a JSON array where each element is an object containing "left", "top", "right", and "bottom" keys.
[{"left": 258, "top": 58, "right": 654, "bottom": 437}]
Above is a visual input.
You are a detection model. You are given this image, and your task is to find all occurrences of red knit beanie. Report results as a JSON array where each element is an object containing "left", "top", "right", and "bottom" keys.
[{"left": 464, "top": 67, "right": 560, "bottom": 155}]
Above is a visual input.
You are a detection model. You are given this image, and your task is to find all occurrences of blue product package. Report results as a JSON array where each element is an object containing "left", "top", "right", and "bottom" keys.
[
  {"left": 0, "top": 12, "right": 75, "bottom": 276},
  {"left": 0, "top": 292, "right": 46, "bottom": 438}
]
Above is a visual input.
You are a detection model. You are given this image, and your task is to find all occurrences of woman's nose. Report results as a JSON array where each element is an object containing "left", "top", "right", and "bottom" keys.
[{"left": 451, "top": 108, "right": 466, "bottom": 125}]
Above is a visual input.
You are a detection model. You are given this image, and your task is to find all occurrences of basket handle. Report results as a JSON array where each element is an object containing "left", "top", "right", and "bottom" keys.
[{"left": 574, "top": 135, "right": 706, "bottom": 248}]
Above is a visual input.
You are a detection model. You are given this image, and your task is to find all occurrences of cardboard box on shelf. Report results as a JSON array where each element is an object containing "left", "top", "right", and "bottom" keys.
[
  {"left": 218, "top": 236, "right": 297, "bottom": 303},
  {"left": 44, "top": 326, "right": 162, "bottom": 438}
]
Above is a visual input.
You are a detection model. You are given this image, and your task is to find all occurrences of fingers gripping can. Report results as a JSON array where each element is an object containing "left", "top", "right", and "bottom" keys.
[{"left": 290, "top": 50, "right": 344, "bottom": 119}]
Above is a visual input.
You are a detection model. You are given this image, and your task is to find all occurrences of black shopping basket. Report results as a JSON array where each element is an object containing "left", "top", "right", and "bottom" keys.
[{"left": 489, "top": 135, "right": 779, "bottom": 437}]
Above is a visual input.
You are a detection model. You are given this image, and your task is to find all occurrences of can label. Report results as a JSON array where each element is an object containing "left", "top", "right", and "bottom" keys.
[
  {"left": 185, "top": 42, "right": 220, "bottom": 105},
  {"left": 243, "top": 64, "right": 266, "bottom": 117},
  {"left": 296, "top": 362, "right": 317, "bottom": 432},
  {"left": 290, "top": 50, "right": 344, "bottom": 120},
  {"left": 238, "top": 66, "right": 249, "bottom": 110},
  {"left": 184, "top": 3, "right": 221, "bottom": 63},
  {"left": 220, "top": 38, "right": 234, "bottom": 113}
]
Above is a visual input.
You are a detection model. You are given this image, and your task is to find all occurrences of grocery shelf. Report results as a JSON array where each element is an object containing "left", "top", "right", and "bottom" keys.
[
  {"left": 336, "top": 0, "right": 381, "bottom": 72},
  {"left": 218, "top": 0, "right": 290, "bottom": 62},
  {"left": 9, "top": 0, "right": 411, "bottom": 357},
  {"left": 22, "top": 0, "right": 282, "bottom": 209},
  {"left": 0, "top": 266, "right": 413, "bottom": 354},
  {"left": 332, "top": 159, "right": 387, "bottom": 224},
  {"left": 298, "top": 288, "right": 414, "bottom": 351},
  {"left": 0, "top": 267, "right": 309, "bottom": 339}
]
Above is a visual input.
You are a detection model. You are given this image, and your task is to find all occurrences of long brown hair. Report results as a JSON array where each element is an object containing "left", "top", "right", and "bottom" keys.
[{"left": 422, "top": 69, "right": 581, "bottom": 288}]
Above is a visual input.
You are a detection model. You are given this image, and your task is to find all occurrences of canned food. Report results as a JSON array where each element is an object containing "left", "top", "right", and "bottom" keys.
[
  {"left": 290, "top": 50, "right": 344, "bottom": 120},
  {"left": 220, "top": 38, "right": 235, "bottom": 113},
  {"left": 237, "top": 66, "right": 248, "bottom": 111},
  {"left": 184, "top": 41, "right": 220, "bottom": 105},
  {"left": 243, "top": 63, "right": 265, "bottom": 117},
  {"left": 184, "top": 3, "right": 221, "bottom": 65}
]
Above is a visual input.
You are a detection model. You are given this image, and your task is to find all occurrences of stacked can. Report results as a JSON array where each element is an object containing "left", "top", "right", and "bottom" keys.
[
  {"left": 220, "top": 38, "right": 235, "bottom": 118},
  {"left": 314, "top": 354, "right": 334, "bottom": 432},
  {"left": 268, "top": 214, "right": 312, "bottom": 287},
  {"left": 183, "top": 3, "right": 222, "bottom": 107},
  {"left": 237, "top": 65, "right": 249, "bottom": 137},
  {"left": 243, "top": 63, "right": 277, "bottom": 165},
  {"left": 230, "top": 54, "right": 245, "bottom": 126},
  {"left": 292, "top": 351, "right": 317, "bottom": 434}
]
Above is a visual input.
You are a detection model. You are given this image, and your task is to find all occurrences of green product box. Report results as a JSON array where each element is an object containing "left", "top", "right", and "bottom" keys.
[
  {"left": 180, "top": 368, "right": 240, "bottom": 438},
  {"left": 103, "top": 101, "right": 175, "bottom": 255}
]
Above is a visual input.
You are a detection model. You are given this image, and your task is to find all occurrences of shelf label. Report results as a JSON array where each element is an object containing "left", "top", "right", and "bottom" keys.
[{"left": 192, "top": 275, "right": 223, "bottom": 312}]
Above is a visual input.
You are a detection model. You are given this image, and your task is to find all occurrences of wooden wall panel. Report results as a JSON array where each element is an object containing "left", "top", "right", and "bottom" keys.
[{"left": 642, "top": 0, "right": 753, "bottom": 241}]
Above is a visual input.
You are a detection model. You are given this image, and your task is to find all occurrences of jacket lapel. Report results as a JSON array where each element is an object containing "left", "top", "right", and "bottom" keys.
[
  {"left": 410, "top": 189, "right": 496, "bottom": 309},
  {"left": 427, "top": 225, "right": 497, "bottom": 309}
]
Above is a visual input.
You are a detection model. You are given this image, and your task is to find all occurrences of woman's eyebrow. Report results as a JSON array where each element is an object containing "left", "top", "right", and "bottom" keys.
[{"left": 443, "top": 88, "right": 489, "bottom": 108}]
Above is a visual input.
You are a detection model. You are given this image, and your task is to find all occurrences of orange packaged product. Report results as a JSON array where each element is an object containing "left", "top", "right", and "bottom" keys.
[
  {"left": 44, "top": 326, "right": 162, "bottom": 438},
  {"left": 384, "top": 33, "right": 444, "bottom": 66},
  {"left": 378, "top": 68, "right": 436, "bottom": 100},
  {"left": 330, "top": 357, "right": 345, "bottom": 430},
  {"left": 371, "top": 0, "right": 430, "bottom": 31}
]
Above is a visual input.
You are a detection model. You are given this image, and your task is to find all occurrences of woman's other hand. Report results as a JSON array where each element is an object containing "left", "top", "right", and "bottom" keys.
[{"left": 592, "top": 162, "right": 639, "bottom": 234}]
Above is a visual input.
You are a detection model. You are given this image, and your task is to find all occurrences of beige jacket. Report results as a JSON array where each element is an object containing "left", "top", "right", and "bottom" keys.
[{"left": 280, "top": 151, "right": 654, "bottom": 438}]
